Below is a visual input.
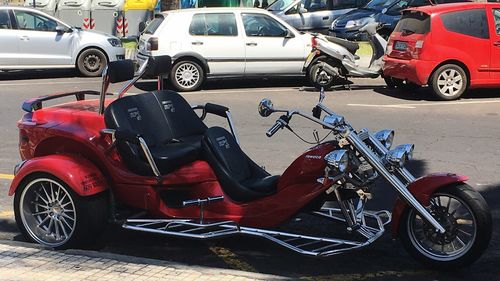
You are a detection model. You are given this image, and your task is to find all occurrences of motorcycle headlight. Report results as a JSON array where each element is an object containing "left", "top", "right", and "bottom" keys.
[
  {"left": 324, "top": 149, "right": 349, "bottom": 172},
  {"left": 375, "top": 129, "right": 394, "bottom": 149},
  {"left": 385, "top": 144, "right": 414, "bottom": 168},
  {"left": 107, "top": 38, "right": 122, "bottom": 47}
]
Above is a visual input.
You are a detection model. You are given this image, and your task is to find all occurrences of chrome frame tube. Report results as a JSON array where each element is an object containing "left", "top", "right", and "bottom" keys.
[
  {"left": 98, "top": 66, "right": 110, "bottom": 115},
  {"left": 225, "top": 111, "right": 240, "bottom": 145},
  {"left": 347, "top": 132, "right": 445, "bottom": 233},
  {"left": 137, "top": 137, "right": 161, "bottom": 177},
  {"left": 118, "top": 58, "right": 150, "bottom": 99}
]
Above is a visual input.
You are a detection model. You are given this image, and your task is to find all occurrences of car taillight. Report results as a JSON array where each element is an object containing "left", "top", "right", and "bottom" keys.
[
  {"left": 147, "top": 37, "right": 158, "bottom": 51},
  {"left": 311, "top": 37, "right": 317, "bottom": 49},
  {"left": 412, "top": 40, "right": 424, "bottom": 59}
]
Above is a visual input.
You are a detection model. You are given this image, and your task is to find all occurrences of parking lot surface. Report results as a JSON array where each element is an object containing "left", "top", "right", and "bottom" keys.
[{"left": 0, "top": 71, "right": 499, "bottom": 280}]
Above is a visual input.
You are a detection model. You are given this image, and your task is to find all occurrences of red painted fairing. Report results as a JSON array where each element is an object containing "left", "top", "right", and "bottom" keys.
[
  {"left": 390, "top": 173, "right": 468, "bottom": 236},
  {"left": 15, "top": 98, "right": 338, "bottom": 227},
  {"left": 9, "top": 154, "right": 108, "bottom": 197}
]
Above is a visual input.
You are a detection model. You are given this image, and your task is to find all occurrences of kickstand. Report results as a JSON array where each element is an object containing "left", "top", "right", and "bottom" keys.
[{"left": 345, "top": 75, "right": 351, "bottom": 91}]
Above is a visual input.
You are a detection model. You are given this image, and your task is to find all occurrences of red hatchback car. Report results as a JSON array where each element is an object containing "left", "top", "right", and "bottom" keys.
[{"left": 383, "top": 3, "right": 500, "bottom": 100}]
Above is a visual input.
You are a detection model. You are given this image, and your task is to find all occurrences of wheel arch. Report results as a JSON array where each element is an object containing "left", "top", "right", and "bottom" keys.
[
  {"left": 172, "top": 53, "right": 210, "bottom": 75},
  {"left": 9, "top": 154, "right": 108, "bottom": 197},
  {"left": 427, "top": 60, "right": 470, "bottom": 87}
]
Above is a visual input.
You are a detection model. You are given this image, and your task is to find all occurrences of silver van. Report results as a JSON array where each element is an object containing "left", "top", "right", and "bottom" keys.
[{"left": 268, "top": 0, "right": 369, "bottom": 33}]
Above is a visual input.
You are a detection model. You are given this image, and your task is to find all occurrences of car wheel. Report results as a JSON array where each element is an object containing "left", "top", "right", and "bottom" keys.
[
  {"left": 14, "top": 173, "right": 108, "bottom": 249},
  {"left": 431, "top": 64, "right": 467, "bottom": 100},
  {"left": 170, "top": 60, "right": 204, "bottom": 92},
  {"left": 77, "top": 48, "right": 108, "bottom": 77}
]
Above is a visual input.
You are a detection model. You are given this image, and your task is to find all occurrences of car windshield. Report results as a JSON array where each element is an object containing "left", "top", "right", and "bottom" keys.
[
  {"left": 364, "top": 0, "right": 397, "bottom": 10},
  {"left": 267, "top": 0, "right": 296, "bottom": 11},
  {"left": 143, "top": 15, "right": 165, "bottom": 34}
]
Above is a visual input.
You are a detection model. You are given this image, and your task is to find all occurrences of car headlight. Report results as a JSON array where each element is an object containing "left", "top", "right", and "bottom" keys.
[
  {"left": 107, "top": 38, "right": 122, "bottom": 47},
  {"left": 325, "top": 149, "right": 349, "bottom": 173},
  {"left": 384, "top": 144, "right": 414, "bottom": 168},
  {"left": 345, "top": 17, "right": 374, "bottom": 29},
  {"left": 375, "top": 129, "right": 394, "bottom": 149}
]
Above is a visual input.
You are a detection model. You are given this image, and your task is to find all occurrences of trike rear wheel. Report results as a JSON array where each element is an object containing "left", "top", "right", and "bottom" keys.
[{"left": 14, "top": 173, "right": 108, "bottom": 249}]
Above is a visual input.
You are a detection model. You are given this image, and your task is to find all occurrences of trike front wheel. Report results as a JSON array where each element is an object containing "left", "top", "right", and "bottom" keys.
[
  {"left": 14, "top": 173, "right": 108, "bottom": 249},
  {"left": 398, "top": 184, "right": 492, "bottom": 270}
]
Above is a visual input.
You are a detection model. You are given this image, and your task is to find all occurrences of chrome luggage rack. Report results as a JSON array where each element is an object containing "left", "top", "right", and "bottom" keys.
[{"left": 122, "top": 206, "right": 391, "bottom": 257}]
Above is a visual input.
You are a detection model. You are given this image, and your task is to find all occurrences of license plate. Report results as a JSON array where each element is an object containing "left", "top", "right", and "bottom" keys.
[
  {"left": 304, "top": 51, "right": 316, "bottom": 68},
  {"left": 394, "top": 41, "right": 407, "bottom": 51}
]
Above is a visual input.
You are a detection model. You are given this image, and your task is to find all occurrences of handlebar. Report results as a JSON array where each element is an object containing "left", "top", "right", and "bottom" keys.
[{"left": 266, "top": 115, "right": 289, "bottom": 137}]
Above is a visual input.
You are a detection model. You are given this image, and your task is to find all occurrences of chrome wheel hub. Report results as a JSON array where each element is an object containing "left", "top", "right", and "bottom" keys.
[
  {"left": 19, "top": 178, "right": 76, "bottom": 247},
  {"left": 175, "top": 63, "right": 200, "bottom": 88},
  {"left": 408, "top": 193, "right": 476, "bottom": 261}
]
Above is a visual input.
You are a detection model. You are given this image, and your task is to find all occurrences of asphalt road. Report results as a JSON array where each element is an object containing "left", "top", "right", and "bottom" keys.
[{"left": 0, "top": 70, "right": 499, "bottom": 281}]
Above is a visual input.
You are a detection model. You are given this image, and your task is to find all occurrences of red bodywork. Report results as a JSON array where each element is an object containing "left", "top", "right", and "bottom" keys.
[
  {"left": 383, "top": 3, "right": 500, "bottom": 88},
  {"left": 391, "top": 173, "right": 468, "bottom": 236},
  {"left": 11, "top": 98, "right": 337, "bottom": 227}
]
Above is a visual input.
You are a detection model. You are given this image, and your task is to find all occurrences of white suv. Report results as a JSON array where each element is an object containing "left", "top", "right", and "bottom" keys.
[{"left": 138, "top": 8, "right": 312, "bottom": 91}]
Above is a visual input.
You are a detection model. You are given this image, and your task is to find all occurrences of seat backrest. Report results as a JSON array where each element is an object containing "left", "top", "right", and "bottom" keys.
[
  {"left": 203, "top": 126, "right": 251, "bottom": 182},
  {"left": 152, "top": 90, "right": 207, "bottom": 138},
  {"left": 104, "top": 90, "right": 207, "bottom": 174}
]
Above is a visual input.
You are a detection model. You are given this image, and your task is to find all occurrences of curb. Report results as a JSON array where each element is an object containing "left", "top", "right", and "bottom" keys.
[{"left": 0, "top": 239, "right": 292, "bottom": 280}]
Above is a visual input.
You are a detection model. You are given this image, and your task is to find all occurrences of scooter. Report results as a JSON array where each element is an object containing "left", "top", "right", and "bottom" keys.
[
  {"left": 305, "top": 22, "right": 388, "bottom": 90},
  {"left": 10, "top": 56, "right": 491, "bottom": 269}
]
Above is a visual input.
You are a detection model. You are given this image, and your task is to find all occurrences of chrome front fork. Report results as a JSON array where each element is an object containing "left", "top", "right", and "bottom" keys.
[{"left": 347, "top": 132, "right": 446, "bottom": 233}]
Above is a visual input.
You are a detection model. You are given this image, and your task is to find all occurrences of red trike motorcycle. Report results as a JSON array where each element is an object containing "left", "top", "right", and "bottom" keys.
[{"left": 10, "top": 56, "right": 491, "bottom": 269}]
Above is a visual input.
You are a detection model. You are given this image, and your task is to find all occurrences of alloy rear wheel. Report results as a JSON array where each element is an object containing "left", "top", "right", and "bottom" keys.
[{"left": 431, "top": 64, "right": 467, "bottom": 100}]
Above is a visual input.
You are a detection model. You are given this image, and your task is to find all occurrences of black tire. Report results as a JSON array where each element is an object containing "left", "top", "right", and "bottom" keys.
[
  {"left": 14, "top": 173, "right": 109, "bottom": 249},
  {"left": 76, "top": 48, "right": 108, "bottom": 77},
  {"left": 430, "top": 64, "right": 468, "bottom": 100},
  {"left": 398, "top": 184, "right": 492, "bottom": 270},
  {"left": 170, "top": 60, "right": 204, "bottom": 92},
  {"left": 308, "top": 61, "right": 336, "bottom": 90}
]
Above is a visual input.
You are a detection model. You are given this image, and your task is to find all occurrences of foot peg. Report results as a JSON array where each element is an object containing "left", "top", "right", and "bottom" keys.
[{"left": 182, "top": 196, "right": 224, "bottom": 223}]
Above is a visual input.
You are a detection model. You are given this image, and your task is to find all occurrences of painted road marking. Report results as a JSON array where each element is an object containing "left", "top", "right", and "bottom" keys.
[
  {"left": 208, "top": 245, "right": 257, "bottom": 273},
  {"left": 0, "top": 211, "right": 14, "bottom": 218},
  {"left": 348, "top": 99, "right": 500, "bottom": 109},
  {"left": 0, "top": 174, "right": 14, "bottom": 180}
]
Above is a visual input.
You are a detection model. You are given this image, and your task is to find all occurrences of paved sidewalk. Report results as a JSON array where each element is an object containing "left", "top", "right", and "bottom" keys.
[{"left": 0, "top": 240, "right": 289, "bottom": 281}]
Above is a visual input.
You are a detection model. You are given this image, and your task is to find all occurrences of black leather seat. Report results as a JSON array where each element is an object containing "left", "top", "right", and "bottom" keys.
[
  {"left": 104, "top": 90, "right": 206, "bottom": 175},
  {"left": 202, "top": 126, "right": 278, "bottom": 202},
  {"left": 324, "top": 35, "right": 359, "bottom": 55}
]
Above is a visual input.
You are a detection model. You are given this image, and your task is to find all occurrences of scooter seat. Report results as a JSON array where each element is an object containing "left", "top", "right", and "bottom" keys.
[
  {"left": 324, "top": 35, "right": 359, "bottom": 55},
  {"left": 202, "top": 126, "right": 277, "bottom": 202}
]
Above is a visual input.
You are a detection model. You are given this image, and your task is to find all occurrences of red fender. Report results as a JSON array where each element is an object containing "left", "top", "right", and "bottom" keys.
[
  {"left": 391, "top": 173, "right": 468, "bottom": 237},
  {"left": 9, "top": 154, "right": 108, "bottom": 197}
]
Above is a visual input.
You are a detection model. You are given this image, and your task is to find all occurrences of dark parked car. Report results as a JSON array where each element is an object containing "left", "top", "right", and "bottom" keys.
[{"left": 329, "top": 0, "right": 469, "bottom": 40}]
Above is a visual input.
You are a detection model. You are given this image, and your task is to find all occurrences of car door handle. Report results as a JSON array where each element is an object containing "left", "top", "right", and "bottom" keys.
[
  {"left": 246, "top": 42, "right": 258, "bottom": 46},
  {"left": 494, "top": 41, "right": 500, "bottom": 46},
  {"left": 191, "top": 41, "right": 203, "bottom": 45},
  {"left": 20, "top": 36, "right": 29, "bottom": 41},
  {"left": 322, "top": 16, "right": 329, "bottom": 20}
]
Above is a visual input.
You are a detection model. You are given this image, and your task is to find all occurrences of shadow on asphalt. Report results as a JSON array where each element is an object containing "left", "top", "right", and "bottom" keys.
[
  {"left": 374, "top": 87, "right": 500, "bottom": 101},
  {"left": 0, "top": 219, "right": 18, "bottom": 233},
  {"left": 0, "top": 69, "right": 81, "bottom": 80}
]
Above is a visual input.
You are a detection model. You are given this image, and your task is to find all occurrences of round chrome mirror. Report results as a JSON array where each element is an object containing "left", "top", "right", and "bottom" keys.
[{"left": 258, "top": 98, "right": 274, "bottom": 117}]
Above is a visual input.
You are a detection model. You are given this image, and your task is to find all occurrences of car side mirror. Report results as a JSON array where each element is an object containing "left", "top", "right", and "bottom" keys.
[
  {"left": 284, "top": 29, "right": 295, "bottom": 38},
  {"left": 56, "top": 25, "right": 69, "bottom": 34},
  {"left": 139, "top": 22, "right": 146, "bottom": 33}
]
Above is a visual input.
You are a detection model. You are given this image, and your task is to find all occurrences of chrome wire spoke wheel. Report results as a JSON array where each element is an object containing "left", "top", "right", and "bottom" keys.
[
  {"left": 175, "top": 63, "right": 200, "bottom": 88},
  {"left": 407, "top": 193, "right": 477, "bottom": 261},
  {"left": 436, "top": 68, "right": 463, "bottom": 97},
  {"left": 19, "top": 178, "right": 77, "bottom": 247}
]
